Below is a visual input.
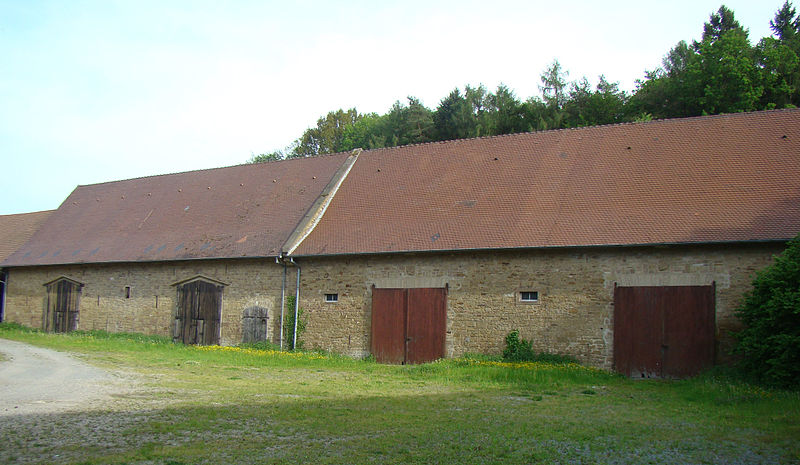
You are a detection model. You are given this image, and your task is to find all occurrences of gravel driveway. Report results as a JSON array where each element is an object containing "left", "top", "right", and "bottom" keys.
[{"left": 0, "top": 338, "right": 128, "bottom": 416}]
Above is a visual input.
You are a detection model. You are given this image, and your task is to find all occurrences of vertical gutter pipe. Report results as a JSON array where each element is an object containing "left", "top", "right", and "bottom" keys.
[
  {"left": 0, "top": 269, "right": 6, "bottom": 323},
  {"left": 292, "top": 260, "right": 300, "bottom": 350},
  {"left": 277, "top": 257, "right": 286, "bottom": 350},
  {"left": 291, "top": 258, "right": 301, "bottom": 350}
]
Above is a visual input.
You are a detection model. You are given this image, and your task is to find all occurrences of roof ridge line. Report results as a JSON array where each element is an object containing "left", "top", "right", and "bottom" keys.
[
  {"left": 74, "top": 151, "right": 349, "bottom": 189},
  {"left": 354, "top": 108, "right": 800, "bottom": 156}
]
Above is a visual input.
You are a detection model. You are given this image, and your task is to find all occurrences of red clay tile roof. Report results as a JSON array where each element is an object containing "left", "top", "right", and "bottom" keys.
[
  {"left": 0, "top": 211, "right": 53, "bottom": 262},
  {"left": 293, "top": 110, "right": 800, "bottom": 256},
  {"left": 2, "top": 154, "right": 349, "bottom": 266}
]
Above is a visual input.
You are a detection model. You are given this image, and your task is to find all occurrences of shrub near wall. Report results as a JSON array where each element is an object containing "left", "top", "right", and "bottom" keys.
[{"left": 734, "top": 235, "right": 800, "bottom": 389}]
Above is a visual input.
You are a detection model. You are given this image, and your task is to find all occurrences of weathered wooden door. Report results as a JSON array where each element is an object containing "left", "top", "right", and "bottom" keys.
[
  {"left": 44, "top": 278, "right": 82, "bottom": 333},
  {"left": 241, "top": 306, "right": 269, "bottom": 343},
  {"left": 614, "top": 285, "right": 715, "bottom": 378},
  {"left": 371, "top": 287, "right": 446, "bottom": 364},
  {"left": 174, "top": 280, "right": 223, "bottom": 345}
]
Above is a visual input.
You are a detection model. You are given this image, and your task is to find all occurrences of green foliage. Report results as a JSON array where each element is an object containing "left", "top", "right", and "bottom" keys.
[
  {"left": 0, "top": 321, "right": 40, "bottom": 333},
  {"left": 282, "top": 295, "right": 306, "bottom": 350},
  {"left": 291, "top": 108, "right": 362, "bottom": 157},
  {"left": 1, "top": 324, "right": 798, "bottom": 464},
  {"left": 433, "top": 88, "right": 476, "bottom": 141},
  {"left": 248, "top": 2, "right": 800, "bottom": 163},
  {"left": 734, "top": 235, "right": 800, "bottom": 388},
  {"left": 502, "top": 330, "right": 534, "bottom": 361},
  {"left": 248, "top": 151, "right": 284, "bottom": 163},
  {"left": 693, "top": 28, "right": 762, "bottom": 114},
  {"left": 71, "top": 330, "right": 173, "bottom": 345},
  {"left": 237, "top": 340, "right": 282, "bottom": 351},
  {"left": 699, "top": 5, "right": 745, "bottom": 45},
  {"left": 501, "top": 330, "right": 578, "bottom": 364},
  {"left": 564, "top": 75, "right": 629, "bottom": 127},
  {"left": 756, "top": 37, "right": 800, "bottom": 109},
  {"left": 771, "top": 1, "right": 800, "bottom": 41},
  {"left": 539, "top": 59, "right": 569, "bottom": 110}
]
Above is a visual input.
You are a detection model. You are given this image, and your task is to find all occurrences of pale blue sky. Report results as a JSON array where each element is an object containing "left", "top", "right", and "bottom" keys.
[{"left": 0, "top": 0, "right": 780, "bottom": 214}]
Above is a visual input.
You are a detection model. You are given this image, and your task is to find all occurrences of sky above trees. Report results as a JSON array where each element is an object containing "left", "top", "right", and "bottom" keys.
[{"left": 0, "top": 0, "right": 782, "bottom": 214}]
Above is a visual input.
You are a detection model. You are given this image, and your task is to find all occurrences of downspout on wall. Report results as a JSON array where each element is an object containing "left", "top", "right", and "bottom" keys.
[
  {"left": 0, "top": 269, "right": 6, "bottom": 323},
  {"left": 278, "top": 258, "right": 286, "bottom": 350},
  {"left": 290, "top": 257, "right": 300, "bottom": 350},
  {"left": 277, "top": 148, "right": 361, "bottom": 351}
]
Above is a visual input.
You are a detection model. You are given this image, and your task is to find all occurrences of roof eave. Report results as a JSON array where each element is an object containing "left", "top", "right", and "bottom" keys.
[{"left": 289, "top": 238, "right": 794, "bottom": 259}]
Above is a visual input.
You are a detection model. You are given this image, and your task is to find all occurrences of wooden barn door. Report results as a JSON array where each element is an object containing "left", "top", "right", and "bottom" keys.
[
  {"left": 241, "top": 306, "right": 269, "bottom": 343},
  {"left": 44, "top": 279, "right": 82, "bottom": 333},
  {"left": 174, "top": 280, "right": 223, "bottom": 345},
  {"left": 371, "top": 288, "right": 407, "bottom": 364},
  {"left": 371, "top": 287, "right": 446, "bottom": 364},
  {"left": 614, "top": 284, "right": 715, "bottom": 378}
]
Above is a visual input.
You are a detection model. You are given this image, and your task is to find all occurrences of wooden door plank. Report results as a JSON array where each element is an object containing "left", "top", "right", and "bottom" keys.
[
  {"left": 370, "top": 288, "right": 406, "bottom": 364},
  {"left": 405, "top": 288, "right": 446, "bottom": 364}
]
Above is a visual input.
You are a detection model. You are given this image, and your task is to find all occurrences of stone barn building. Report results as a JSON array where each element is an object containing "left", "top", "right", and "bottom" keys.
[
  {"left": 1, "top": 153, "right": 354, "bottom": 345},
  {"left": 0, "top": 210, "right": 53, "bottom": 322},
  {"left": 3, "top": 109, "right": 800, "bottom": 377}
]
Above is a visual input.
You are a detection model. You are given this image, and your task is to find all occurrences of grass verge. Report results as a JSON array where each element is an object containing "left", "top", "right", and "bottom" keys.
[{"left": 0, "top": 323, "right": 798, "bottom": 465}]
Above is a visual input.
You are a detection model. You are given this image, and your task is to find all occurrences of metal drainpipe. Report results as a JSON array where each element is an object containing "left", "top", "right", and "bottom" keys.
[
  {"left": 0, "top": 269, "right": 6, "bottom": 323},
  {"left": 279, "top": 258, "right": 286, "bottom": 350},
  {"left": 289, "top": 258, "right": 300, "bottom": 350}
]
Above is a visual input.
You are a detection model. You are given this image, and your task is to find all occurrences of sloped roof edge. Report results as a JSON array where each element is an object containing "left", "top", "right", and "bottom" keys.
[
  {"left": 288, "top": 238, "right": 793, "bottom": 259},
  {"left": 292, "top": 109, "right": 800, "bottom": 256}
]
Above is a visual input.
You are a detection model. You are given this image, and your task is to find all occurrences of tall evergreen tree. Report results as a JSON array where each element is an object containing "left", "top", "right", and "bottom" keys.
[
  {"left": 771, "top": 1, "right": 799, "bottom": 41},
  {"left": 698, "top": 5, "right": 746, "bottom": 46},
  {"left": 433, "top": 89, "right": 476, "bottom": 141},
  {"left": 486, "top": 84, "right": 528, "bottom": 135}
]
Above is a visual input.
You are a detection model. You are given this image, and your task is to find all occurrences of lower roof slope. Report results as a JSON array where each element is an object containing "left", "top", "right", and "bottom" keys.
[
  {"left": 0, "top": 210, "right": 54, "bottom": 262},
  {"left": 294, "top": 110, "right": 800, "bottom": 256},
  {"left": 2, "top": 154, "right": 349, "bottom": 266}
]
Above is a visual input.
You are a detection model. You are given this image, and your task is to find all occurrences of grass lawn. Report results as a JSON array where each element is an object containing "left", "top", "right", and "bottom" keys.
[{"left": 0, "top": 323, "right": 798, "bottom": 465}]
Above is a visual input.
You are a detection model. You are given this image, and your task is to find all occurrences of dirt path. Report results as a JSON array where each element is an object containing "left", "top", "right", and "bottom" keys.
[{"left": 0, "top": 338, "right": 129, "bottom": 416}]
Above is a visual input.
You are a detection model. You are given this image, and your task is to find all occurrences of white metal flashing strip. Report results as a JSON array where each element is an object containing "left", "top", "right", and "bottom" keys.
[{"left": 285, "top": 149, "right": 361, "bottom": 256}]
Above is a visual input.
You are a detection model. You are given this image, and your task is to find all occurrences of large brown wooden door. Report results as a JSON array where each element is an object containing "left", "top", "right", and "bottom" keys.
[
  {"left": 614, "top": 284, "right": 715, "bottom": 378},
  {"left": 371, "top": 287, "right": 446, "bottom": 364},
  {"left": 371, "top": 288, "right": 407, "bottom": 364},
  {"left": 174, "top": 280, "right": 223, "bottom": 345},
  {"left": 44, "top": 278, "right": 82, "bottom": 333}
]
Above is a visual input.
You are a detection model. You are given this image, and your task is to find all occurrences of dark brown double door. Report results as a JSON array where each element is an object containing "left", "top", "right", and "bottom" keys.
[
  {"left": 614, "top": 285, "right": 715, "bottom": 378},
  {"left": 371, "top": 287, "right": 446, "bottom": 364},
  {"left": 174, "top": 280, "right": 223, "bottom": 345}
]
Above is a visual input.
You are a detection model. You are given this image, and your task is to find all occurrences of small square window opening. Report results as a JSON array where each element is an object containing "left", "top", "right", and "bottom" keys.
[
  {"left": 325, "top": 293, "right": 338, "bottom": 303},
  {"left": 520, "top": 291, "right": 538, "bottom": 302}
]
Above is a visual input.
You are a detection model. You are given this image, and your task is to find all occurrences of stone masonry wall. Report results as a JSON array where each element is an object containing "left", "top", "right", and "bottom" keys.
[
  {"left": 3, "top": 242, "right": 783, "bottom": 369},
  {"left": 4, "top": 259, "right": 288, "bottom": 346},
  {"left": 297, "top": 243, "right": 783, "bottom": 369}
]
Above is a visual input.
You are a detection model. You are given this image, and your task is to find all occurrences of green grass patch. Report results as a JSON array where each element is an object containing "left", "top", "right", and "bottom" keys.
[{"left": 1, "top": 322, "right": 798, "bottom": 464}]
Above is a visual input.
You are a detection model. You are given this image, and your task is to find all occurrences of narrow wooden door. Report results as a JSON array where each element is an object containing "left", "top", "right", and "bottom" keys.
[
  {"left": 405, "top": 288, "right": 447, "bottom": 364},
  {"left": 45, "top": 279, "right": 82, "bottom": 333},
  {"left": 371, "top": 287, "right": 446, "bottom": 364},
  {"left": 370, "top": 288, "right": 406, "bottom": 364},
  {"left": 614, "top": 285, "right": 715, "bottom": 378},
  {"left": 241, "top": 306, "right": 269, "bottom": 343},
  {"left": 175, "top": 280, "right": 222, "bottom": 345}
]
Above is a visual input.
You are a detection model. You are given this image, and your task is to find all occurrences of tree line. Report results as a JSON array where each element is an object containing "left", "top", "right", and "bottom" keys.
[{"left": 251, "top": 2, "right": 800, "bottom": 162}]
